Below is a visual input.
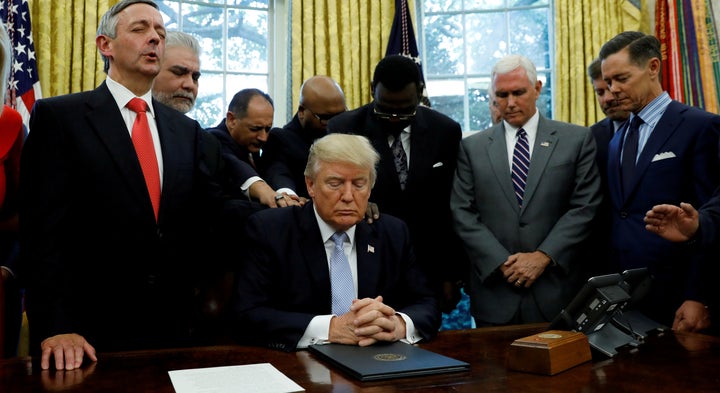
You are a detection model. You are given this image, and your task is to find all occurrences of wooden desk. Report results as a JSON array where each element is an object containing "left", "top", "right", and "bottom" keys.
[{"left": 1, "top": 324, "right": 719, "bottom": 392}]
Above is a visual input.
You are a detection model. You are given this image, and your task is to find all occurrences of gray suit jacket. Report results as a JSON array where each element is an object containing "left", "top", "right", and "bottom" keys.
[{"left": 450, "top": 115, "right": 601, "bottom": 324}]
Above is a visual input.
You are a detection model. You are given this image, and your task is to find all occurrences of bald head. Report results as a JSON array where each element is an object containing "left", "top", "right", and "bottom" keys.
[
  {"left": 300, "top": 75, "right": 345, "bottom": 106},
  {"left": 297, "top": 76, "right": 346, "bottom": 137}
]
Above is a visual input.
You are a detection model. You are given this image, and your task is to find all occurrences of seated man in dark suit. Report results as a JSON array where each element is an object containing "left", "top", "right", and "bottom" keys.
[
  {"left": 206, "top": 88, "right": 302, "bottom": 208},
  {"left": 235, "top": 133, "right": 440, "bottom": 350}
]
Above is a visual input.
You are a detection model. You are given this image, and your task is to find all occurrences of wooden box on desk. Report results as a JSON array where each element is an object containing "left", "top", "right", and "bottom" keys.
[{"left": 507, "top": 330, "right": 591, "bottom": 375}]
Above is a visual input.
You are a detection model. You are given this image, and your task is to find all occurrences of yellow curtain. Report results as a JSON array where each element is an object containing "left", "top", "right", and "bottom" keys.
[
  {"left": 291, "top": 0, "right": 395, "bottom": 111},
  {"left": 30, "top": 0, "right": 115, "bottom": 98},
  {"left": 554, "top": 0, "right": 642, "bottom": 126}
]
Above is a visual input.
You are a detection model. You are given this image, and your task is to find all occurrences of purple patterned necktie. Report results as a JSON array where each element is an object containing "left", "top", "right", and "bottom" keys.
[{"left": 511, "top": 128, "right": 529, "bottom": 206}]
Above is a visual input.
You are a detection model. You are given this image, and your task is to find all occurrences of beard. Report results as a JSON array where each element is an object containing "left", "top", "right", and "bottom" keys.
[{"left": 154, "top": 90, "right": 195, "bottom": 114}]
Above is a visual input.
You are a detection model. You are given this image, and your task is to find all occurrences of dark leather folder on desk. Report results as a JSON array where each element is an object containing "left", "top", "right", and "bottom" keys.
[{"left": 308, "top": 342, "right": 470, "bottom": 381}]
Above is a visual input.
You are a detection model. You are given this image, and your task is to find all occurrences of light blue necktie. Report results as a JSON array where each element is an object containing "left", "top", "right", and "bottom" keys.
[{"left": 330, "top": 232, "right": 354, "bottom": 315}]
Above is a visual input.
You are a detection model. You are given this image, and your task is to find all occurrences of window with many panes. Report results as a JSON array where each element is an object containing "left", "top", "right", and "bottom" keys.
[
  {"left": 417, "top": 0, "right": 552, "bottom": 133},
  {"left": 156, "top": 0, "right": 549, "bottom": 132},
  {"left": 155, "top": 0, "right": 287, "bottom": 129}
]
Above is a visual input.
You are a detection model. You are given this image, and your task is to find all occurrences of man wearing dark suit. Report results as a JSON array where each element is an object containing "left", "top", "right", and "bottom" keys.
[
  {"left": 19, "top": 0, "right": 243, "bottom": 370},
  {"left": 235, "top": 133, "right": 439, "bottom": 350},
  {"left": 207, "top": 88, "right": 301, "bottom": 208},
  {"left": 599, "top": 31, "right": 720, "bottom": 332},
  {"left": 451, "top": 54, "right": 602, "bottom": 326},
  {"left": 326, "top": 55, "right": 466, "bottom": 314},
  {"left": 644, "top": 191, "right": 720, "bottom": 336},
  {"left": 645, "top": 190, "right": 720, "bottom": 248},
  {"left": 586, "top": 57, "right": 631, "bottom": 276},
  {"left": 588, "top": 57, "right": 631, "bottom": 169},
  {"left": 262, "top": 75, "right": 346, "bottom": 201}
]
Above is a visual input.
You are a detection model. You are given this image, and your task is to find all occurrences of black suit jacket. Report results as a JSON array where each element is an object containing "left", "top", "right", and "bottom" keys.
[
  {"left": 261, "top": 115, "right": 317, "bottom": 198},
  {"left": 587, "top": 117, "right": 619, "bottom": 276},
  {"left": 20, "top": 82, "right": 234, "bottom": 353},
  {"left": 235, "top": 203, "right": 440, "bottom": 351},
  {"left": 602, "top": 100, "right": 720, "bottom": 325},
  {"left": 206, "top": 121, "right": 263, "bottom": 197},
  {"left": 698, "top": 187, "right": 720, "bottom": 247},
  {"left": 326, "top": 104, "right": 468, "bottom": 303}
]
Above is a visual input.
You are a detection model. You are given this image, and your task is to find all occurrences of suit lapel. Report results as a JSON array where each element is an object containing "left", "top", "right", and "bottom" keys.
[
  {"left": 407, "top": 111, "right": 430, "bottom": 189},
  {"left": 627, "top": 103, "right": 683, "bottom": 196},
  {"left": 486, "top": 125, "right": 519, "bottom": 212},
  {"left": 522, "top": 119, "right": 558, "bottom": 209},
  {"left": 86, "top": 83, "right": 151, "bottom": 212},
  {"left": 354, "top": 222, "right": 380, "bottom": 298},
  {"left": 298, "top": 205, "right": 333, "bottom": 295},
  {"left": 608, "top": 122, "right": 626, "bottom": 206},
  {"left": 153, "top": 101, "right": 187, "bottom": 219}
]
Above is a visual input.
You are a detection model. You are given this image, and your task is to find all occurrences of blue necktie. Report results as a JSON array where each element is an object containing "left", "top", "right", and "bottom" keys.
[
  {"left": 511, "top": 128, "right": 530, "bottom": 206},
  {"left": 330, "top": 232, "right": 354, "bottom": 315},
  {"left": 621, "top": 116, "right": 643, "bottom": 197}
]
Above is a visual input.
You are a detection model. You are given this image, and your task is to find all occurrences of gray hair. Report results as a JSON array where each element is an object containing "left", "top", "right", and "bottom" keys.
[
  {"left": 165, "top": 30, "right": 201, "bottom": 57},
  {"left": 491, "top": 54, "right": 538, "bottom": 89},
  {"left": 0, "top": 24, "right": 11, "bottom": 97},
  {"left": 304, "top": 134, "right": 379, "bottom": 187},
  {"left": 97, "top": 0, "right": 159, "bottom": 73}
]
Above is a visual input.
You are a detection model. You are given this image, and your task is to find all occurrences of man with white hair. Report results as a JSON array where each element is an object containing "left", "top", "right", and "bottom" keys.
[{"left": 152, "top": 30, "right": 201, "bottom": 113}]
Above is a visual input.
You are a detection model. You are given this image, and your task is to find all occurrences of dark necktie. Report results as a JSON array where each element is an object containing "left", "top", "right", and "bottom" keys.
[
  {"left": 127, "top": 98, "right": 161, "bottom": 221},
  {"left": 391, "top": 132, "right": 408, "bottom": 190},
  {"left": 247, "top": 152, "right": 257, "bottom": 169},
  {"left": 330, "top": 232, "right": 354, "bottom": 315},
  {"left": 511, "top": 128, "right": 530, "bottom": 206},
  {"left": 621, "top": 116, "right": 643, "bottom": 196}
]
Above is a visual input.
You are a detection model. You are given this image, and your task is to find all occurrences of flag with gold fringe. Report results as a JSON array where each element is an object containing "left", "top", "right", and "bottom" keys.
[{"left": 385, "top": 0, "right": 430, "bottom": 107}]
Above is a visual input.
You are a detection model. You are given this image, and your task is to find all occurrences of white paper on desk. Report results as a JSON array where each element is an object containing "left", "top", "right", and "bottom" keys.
[{"left": 168, "top": 363, "right": 305, "bottom": 393}]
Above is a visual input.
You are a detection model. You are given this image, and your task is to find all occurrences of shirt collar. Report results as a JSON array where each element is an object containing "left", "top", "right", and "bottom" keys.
[
  {"left": 503, "top": 109, "right": 540, "bottom": 138},
  {"left": 313, "top": 204, "right": 356, "bottom": 245},
  {"left": 106, "top": 76, "right": 155, "bottom": 119}
]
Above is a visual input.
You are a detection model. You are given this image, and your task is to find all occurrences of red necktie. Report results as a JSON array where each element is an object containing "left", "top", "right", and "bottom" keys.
[{"left": 127, "top": 98, "right": 161, "bottom": 221}]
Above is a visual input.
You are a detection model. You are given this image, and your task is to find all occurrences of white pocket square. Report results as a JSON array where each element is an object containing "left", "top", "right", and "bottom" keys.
[
  {"left": 652, "top": 152, "right": 676, "bottom": 162},
  {"left": 432, "top": 162, "right": 444, "bottom": 168}
]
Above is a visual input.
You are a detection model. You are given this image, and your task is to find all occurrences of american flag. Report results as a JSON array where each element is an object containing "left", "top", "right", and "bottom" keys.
[
  {"left": 385, "top": 0, "right": 430, "bottom": 107},
  {"left": 1, "top": 0, "right": 41, "bottom": 129}
]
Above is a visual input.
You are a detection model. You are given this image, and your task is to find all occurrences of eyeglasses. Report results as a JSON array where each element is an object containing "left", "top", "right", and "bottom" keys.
[
  {"left": 305, "top": 107, "right": 344, "bottom": 122},
  {"left": 373, "top": 106, "right": 417, "bottom": 122}
]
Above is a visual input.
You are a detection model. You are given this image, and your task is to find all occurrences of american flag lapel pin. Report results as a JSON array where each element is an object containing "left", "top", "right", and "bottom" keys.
[
  {"left": 367, "top": 245, "right": 375, "bottom": 253},
  {"left": 540, "top": 141, "right": 550, "bottom": 147}
]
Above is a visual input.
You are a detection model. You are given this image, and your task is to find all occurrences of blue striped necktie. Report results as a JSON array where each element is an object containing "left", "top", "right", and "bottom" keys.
[
  {"left": 511, "top": 128, "right": 530, "bottom": 206},
  {"left": 330, "top": 232, "right": 354, "bottom": 315}
]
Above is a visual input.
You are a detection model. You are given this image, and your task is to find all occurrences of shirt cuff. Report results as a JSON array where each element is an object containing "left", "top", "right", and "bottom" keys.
[
  {"left": 240, "top": 176, "right": 264, "bottom": 197},
  {"left": 1, "top": 265, "right": 14, "bottom": 278},
  {"left": 276, "top": 187, "right": 297, "bottom": 196},
  {"left": 398, "top": 312, "right": 421, "bottom": 344},
  {"left": 297, "top": 314, "right": 333, "bottom": 348}
]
